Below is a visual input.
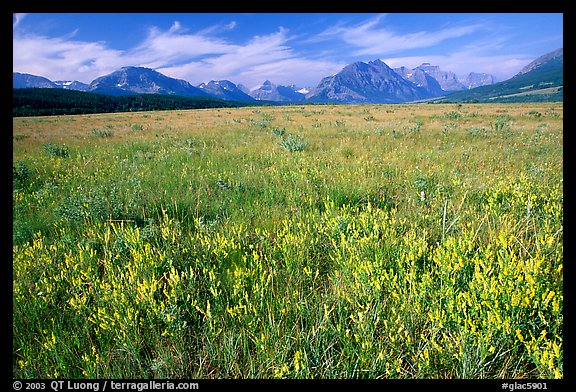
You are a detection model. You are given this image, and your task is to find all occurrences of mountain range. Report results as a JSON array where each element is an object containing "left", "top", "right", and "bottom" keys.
[
  {"left": 430, "top": 48, "right": 563, "bottom": 103},
  {"left": 241, "top": 80, "right": 307, "bottom": 103},
  {"left": 13, "top": 48, "right": 562, "bottom": 104},
  {"left": 197, "top": 80, "right": 254, "bottom": 102}
]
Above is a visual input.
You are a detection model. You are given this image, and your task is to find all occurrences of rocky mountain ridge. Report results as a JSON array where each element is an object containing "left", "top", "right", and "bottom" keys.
[
  {"left": 14, "top": 49, "right": 561, "bottom": 104},
  {"left": 245, "top": 80, "right": 306, "bottom": 102},
  {"left": 13, "top": 72, "right": 59, "bottom": 89},
  {"left": 463, "top": 73, "right": 496, "bottom": 89},
  {"left": 53, "top": 80, "right": 90, "bottom": 91},
  {"left": 87, "top": 66, "right": 209, "bottom": 97},
  {"left": 430, "top": 48, "right": 563, "bottom": 103},
  {"left": 516, "top": 48, "right": 563, "bottom": 76},
  {"left": 197, "top": 80, "right": 255, "bottom": 102}
]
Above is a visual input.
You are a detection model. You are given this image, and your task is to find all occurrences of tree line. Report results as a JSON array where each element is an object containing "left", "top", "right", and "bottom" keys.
[{"left": 13, "top": 88, "right": 260, "bottom": 117}]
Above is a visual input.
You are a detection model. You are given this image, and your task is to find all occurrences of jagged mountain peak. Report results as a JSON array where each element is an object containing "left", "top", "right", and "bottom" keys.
[
  {"left": 394, "top": 66, "right": 445, "bottom": 96},
  {"left": 306, "top": 59, "right": 434, "bottom": 104},
  {"left": 120, "top": 65, "right": 148, "bottom": 70},
  {"left": 368, "top": 59, "right": 389, "bottom": 67},
  {"left": 415, "top": 63, "right": 465, "bottom": 91},
  {"left": 247, "top": 80, "right": 305, "bottom": 102},
  {"left": 196, "top": 80, "right": 254, "bottom": 101},
  {"left": 464, "top": 73, "right": 496, "bottom": 89}
]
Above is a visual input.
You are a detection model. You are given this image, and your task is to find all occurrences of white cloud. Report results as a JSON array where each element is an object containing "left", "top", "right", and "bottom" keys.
[
  {"left": 155, "top": 27, "right": 335, "bottom": 87},
  {"left": 14, "top": 19, "right": 328, "bottom": 86},
  {"left": 13, "top": 34, "right": 126, "bottom": 83},
  {"left": 310, "top": 14, "right": 538, "bottom": 80},
  {"left": 315, "top": 14, "right": 485, "bottom": 56},
  {"left": 169, "top": 21, "right": 182, "bottom": 34},
  {"left": 151, "top": 29, "right": 288, "bottom": 82},
  {"left": 197, "top": 20, "right": 237, "bottom": 36},
  {"left": 13, "top": 13, "right": 27, "bottom": 29},
  {"left": 13, "top": 20, "right": 241, "bottom": 83},
  {"left": 12, "top": 15, "right": 544, "bottom": 89},
  {"left": 235, "top": 58, "right": 346, "bottom": 88},
  {"left": 133, "top": 23, "right": 237, "bottom": 64}
]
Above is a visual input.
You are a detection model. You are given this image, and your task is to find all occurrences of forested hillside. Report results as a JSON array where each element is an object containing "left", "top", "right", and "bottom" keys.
[{"left": 13, "top": 88, "right": 258, "bottom": 116}]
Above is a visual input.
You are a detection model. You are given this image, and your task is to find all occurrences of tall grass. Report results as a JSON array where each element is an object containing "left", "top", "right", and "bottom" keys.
[{"left": 13, "top": 103, "right": 563, "bottom": 378}]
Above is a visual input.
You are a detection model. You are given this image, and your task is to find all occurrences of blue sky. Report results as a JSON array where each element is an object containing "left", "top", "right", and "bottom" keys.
[{"left": 13, "top": 13, "right": 563, "bottom": 89}]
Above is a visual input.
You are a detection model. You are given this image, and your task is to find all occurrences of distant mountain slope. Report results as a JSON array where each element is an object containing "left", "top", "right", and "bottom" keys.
[
  {"left": 14, "top": 73, "right": 90, "bottom": 91},
  {"left": 53, "top": 80, "right": 90, "bottom": 91},
  {"left": 13, "top": 72, "right": 58, "bottom": 89},
  {"left": 87, "top": 66, "right": 210, "bottom": 97},
  {"left": 394, "top": 66, "right": 445, "bottom": 96},
  {"left": 463, "top": 73, "right": 496, "bottom": 89},
  {"left": 247, "top": 80, "right": 306, "bottom": 102},
  {"left": 435, "top": 48, "right": 563, "bottom": 103},
  {"left": 197, "top": 80, "right": 255, "bottom": 101},
  {"left": 516, "top": 48, "right": 563, "bottom": 76},
  {"left": 415, "top": 63, "right": 466, "bottom": 91}
]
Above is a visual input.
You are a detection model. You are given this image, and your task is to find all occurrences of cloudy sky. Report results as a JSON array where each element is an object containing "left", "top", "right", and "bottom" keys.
[{"left": 13, "top": 13, "right": 563, "bottom": 89}]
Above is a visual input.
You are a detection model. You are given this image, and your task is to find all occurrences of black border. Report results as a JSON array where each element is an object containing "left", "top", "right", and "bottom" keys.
[{"left": 7, "top": 3, "right": 572, "bottom": 390}]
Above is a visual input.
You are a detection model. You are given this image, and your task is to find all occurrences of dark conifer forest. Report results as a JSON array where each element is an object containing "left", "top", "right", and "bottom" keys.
[{"left": 13, "top": 88, "right": 259, "bottom": 116}]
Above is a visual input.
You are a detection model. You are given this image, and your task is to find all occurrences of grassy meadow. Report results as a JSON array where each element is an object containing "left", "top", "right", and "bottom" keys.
[{"left": 13, "top": 103, "right": 563, "bottom": 378}]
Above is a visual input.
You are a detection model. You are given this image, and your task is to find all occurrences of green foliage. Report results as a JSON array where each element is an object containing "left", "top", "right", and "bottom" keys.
[
  {"left": 491, "top": 115, "right": 513, "bottom": 134},
  {"left": 57, "top": 184, "right": 124, "bottom": 223},
  {"left": 280, "top": 133, "right": 309, "bottom": 152},
  {"left": 467, "top": 127, "right": 488, "bottom": 137},
  {"left": 444, "top": 111, "right": 462, "bottom": 120},
  {"left": 91, "top": 128, "right": 114, "bottom": 138},
  {"left": 42, "top": 142, "right": 70, "bottom": 158},
  {"left": 13, "top": 160, "right": 31, "bottom": 186},
  {"left": 411, "top": 119, "right": 424, "bottom": 133},
  {"left": 272, "top": 127, "right": 286, "bottom": 137},
  {"left": 528, "top": 110, "right": 542, "bottom": 118}
]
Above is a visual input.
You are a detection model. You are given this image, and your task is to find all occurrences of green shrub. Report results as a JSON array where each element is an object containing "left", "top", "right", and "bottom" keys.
[
  {"left": 13, "top": 160, "right": 31, "bottom": 186},
  {"left": 280, "top": 133, "right": 309, "bottom": 152},
  {"left": 42, "top": 143, "right": 70, "bottom": 158}
]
